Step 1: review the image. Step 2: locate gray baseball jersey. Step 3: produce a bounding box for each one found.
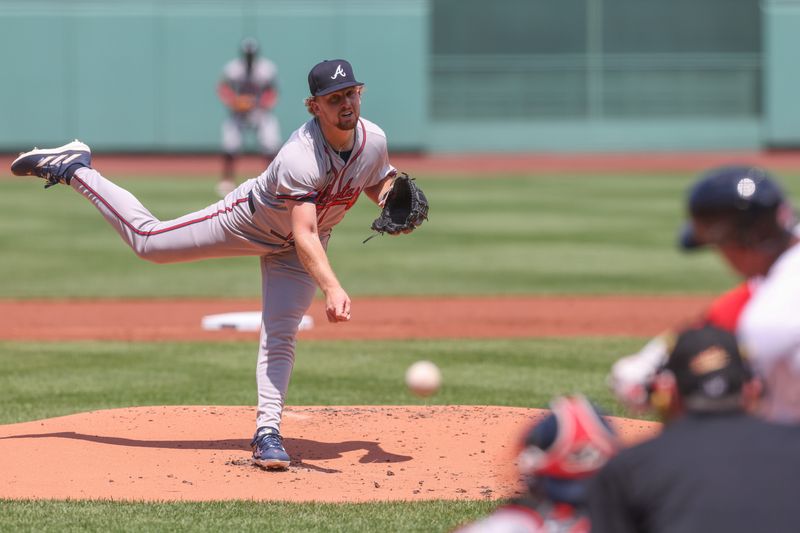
[69,116,395,430]
[249,116,395,247]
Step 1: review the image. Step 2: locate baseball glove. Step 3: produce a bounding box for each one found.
[368,173,429,238]
[232,94,257,113]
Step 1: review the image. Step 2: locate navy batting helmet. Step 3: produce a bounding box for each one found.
[679,165,792,249]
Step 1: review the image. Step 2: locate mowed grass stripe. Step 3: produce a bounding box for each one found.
[6,172,797,297]
[0,499,497,533]
[0,337,644,425]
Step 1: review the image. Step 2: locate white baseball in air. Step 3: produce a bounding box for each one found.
[405,360,441,397]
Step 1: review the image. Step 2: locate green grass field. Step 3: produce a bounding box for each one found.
[0,337,640,425]
[1,171,797,531]
[2,171,784,298]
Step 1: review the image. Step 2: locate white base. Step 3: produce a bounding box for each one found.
[201,311,314,332]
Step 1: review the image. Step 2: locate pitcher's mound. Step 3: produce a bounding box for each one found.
[0,405,659,502]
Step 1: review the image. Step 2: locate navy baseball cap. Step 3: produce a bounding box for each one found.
[679,165,786,249]
[665,325,752,406]
[308,59,364,97]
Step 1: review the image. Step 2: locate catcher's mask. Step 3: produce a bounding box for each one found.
[517,395,619,504]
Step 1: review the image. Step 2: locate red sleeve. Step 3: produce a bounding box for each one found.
[259,88,277,109]
[704,281,753,332]
[217,82,237,107]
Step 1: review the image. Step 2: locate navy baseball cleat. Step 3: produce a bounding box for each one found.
[10,140,92,189]
[251,426,291,469]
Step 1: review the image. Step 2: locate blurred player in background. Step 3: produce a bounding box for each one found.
[216,37,281,197]
[610,165,800,423]
[454,395,619,533]
[590,324,800,533]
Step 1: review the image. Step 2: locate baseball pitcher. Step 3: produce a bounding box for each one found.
[11,58,429,469]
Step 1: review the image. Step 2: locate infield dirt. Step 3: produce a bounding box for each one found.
[0,405,658,502]
[0,295,711,341]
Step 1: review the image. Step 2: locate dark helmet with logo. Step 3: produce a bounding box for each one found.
[679,165,795,250]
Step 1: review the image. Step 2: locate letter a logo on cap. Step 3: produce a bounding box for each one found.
[331,64,346,80]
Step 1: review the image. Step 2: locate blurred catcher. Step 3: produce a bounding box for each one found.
[454,394,619,533]
[217,37,282,197]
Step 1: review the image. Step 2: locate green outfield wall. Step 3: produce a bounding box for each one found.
[763,0,800,148]
[0,0,796,153]
[0,0,429,152]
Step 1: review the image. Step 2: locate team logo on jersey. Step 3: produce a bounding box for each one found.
[331,64,347,80]
[317,178,360,210]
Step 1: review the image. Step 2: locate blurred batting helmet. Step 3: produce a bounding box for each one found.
[517,395,619,504]
[679,165,795,250]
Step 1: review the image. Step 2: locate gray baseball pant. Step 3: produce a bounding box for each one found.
[71,167,317,431]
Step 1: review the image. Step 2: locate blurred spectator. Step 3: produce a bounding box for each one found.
[454,394,619,533]
[216,37,281,197]
[590,324,800,533]
[610,165,800,423]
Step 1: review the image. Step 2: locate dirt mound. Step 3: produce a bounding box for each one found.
[0,405,658,502]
